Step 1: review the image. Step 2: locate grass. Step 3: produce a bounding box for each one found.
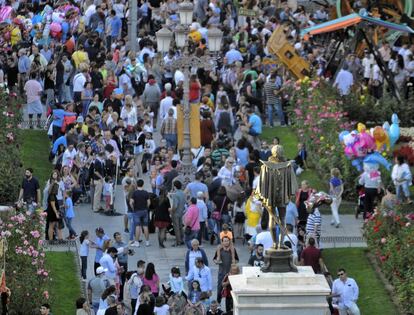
[45,252,82,315]
[21,131,81,314]
[20,129,51,189]
[323,248,398,315]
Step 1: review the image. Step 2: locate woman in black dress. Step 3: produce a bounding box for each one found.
[153,189,171,248]
[47,183,63,240]
[295,180,314,228]
[6,54,18,92]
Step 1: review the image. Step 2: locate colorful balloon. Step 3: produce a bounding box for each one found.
[363,152,391,170]
[373,126,390,152]
[338,130,350,143]
[389,113,400,147]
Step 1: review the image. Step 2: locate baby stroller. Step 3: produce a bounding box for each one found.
[355,185,365,219]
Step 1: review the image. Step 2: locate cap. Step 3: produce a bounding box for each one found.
[76,116,84,123]
[96,266,108,275]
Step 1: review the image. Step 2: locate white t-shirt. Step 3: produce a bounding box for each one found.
[73,73,86,92]
[80,239,90,257]
[154,304,170,315]
[255,231,273,251]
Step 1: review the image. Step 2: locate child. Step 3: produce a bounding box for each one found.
[64,190,77,239]
[188,280,202,304]
[103,176,114,212]
[154,296,170,315]
[329,168,344,228]
[168,266,184,295]
[295,143,307,174]
[199,292,210,310]
[215,224,236,264]
[79,230,92,280]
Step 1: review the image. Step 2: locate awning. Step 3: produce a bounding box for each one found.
[301,13,414,37]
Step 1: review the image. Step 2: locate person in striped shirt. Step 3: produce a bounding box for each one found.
[264,72,285,127]
[306,205,322,245]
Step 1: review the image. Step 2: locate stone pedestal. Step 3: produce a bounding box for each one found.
[261,248,298,273]
[229,266,331,315]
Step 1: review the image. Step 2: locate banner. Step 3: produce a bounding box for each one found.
[177,104,201,149]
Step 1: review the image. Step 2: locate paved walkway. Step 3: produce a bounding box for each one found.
[72,179,366,296]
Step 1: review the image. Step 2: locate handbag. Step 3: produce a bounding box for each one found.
[212,197,227,221]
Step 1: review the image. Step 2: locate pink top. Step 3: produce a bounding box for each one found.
[184,204,200,231]
[143,274,160,293]
[24,80,42,103]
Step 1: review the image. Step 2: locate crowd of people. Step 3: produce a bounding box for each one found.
[7,0,414,314]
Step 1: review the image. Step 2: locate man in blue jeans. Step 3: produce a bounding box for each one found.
[264,72,285,127]
[129,179,151,247]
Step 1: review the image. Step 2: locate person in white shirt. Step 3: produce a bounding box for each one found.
[283,224,298,263]
[361,51,374,84]
[371,63,383,99]
[73,67,88,102]
[391,155,412,203]
[334,64,353,96]
[332,269,361,315]
[99,247,118,284]
[62,144,77,168]
[218,158,235,186]
[255,221,273,251]
[159,90,175,120]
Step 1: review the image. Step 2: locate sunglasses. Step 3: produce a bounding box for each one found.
[337,273,344,276]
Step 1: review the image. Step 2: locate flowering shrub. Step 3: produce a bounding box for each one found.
[288,77,358,191]
[364,209,414,313]
[0,88,22,203]
[0,209,52,314]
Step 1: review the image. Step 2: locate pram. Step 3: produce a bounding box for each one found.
[355,185,365,219]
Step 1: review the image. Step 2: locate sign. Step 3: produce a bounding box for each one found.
[177,104,201,149]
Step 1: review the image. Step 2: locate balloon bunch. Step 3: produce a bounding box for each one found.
[339,114,400,171]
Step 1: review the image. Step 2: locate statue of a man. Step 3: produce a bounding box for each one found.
[255,145,298,249]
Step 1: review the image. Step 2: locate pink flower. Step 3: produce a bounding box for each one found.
[30,230,41,238]
[381,238,387,244]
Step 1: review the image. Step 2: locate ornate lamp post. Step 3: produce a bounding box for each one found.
[156,2,223,183]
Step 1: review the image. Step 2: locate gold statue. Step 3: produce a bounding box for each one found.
[255,145,298,250]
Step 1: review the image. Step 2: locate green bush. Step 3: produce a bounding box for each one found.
[0,89,23,204]
[364,208,414,313]
[288,77,359,195]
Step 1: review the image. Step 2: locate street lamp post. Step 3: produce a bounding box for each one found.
[128,0,138,53]
[156,2,223,183]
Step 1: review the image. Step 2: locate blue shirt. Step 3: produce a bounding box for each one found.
[249,114,262,134]
[65,197,75,219]
[52,109,76,128]
[94,234,110,263]
[186,181,208,199]
[185,265,212,292]
[284,201,298,227]
[52,135,67,154]
[110,16,122,37]
[225,49,243,65]
[99,253,117,279]
[18,55,31,73]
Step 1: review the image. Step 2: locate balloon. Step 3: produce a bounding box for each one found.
[353,140,367,157]
[389,113,400,147]
[344,145,355,158]
[373,126,390,152]
[338,130,350,143]
[357,123,366,133]
[363,152,392,170]
[343,132,357,147]
[382,121,390,133]
[305,192,333,212]
[352,159,363,172]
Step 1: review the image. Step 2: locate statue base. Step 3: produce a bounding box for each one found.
[261,248,298,273]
